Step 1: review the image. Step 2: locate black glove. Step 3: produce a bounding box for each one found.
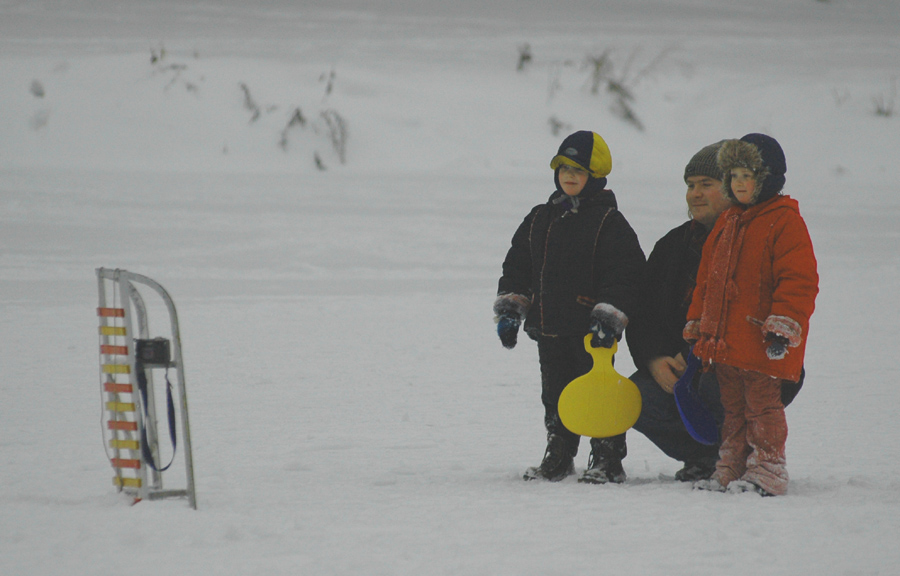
[766,334,789,360]
[497,315,521,349]
[590,319,617,348]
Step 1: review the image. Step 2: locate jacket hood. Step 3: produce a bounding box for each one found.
[725,194,799,222]
[718,134,786,206]
[548,187,618,212]
[553,168,608,198]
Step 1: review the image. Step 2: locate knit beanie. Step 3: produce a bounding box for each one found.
[684,141,725,183]
[717,133,786,205]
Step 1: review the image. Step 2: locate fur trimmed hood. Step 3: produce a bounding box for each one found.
[717,133,786,206]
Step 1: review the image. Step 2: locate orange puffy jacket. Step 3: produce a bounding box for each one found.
[685,195,818,382]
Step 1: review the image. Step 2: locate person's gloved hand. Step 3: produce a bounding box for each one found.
[761,315,802,361]
[497,315,522,349]
[589,303,628,349]
[683,320,700,346]
[590,319,617,348]
[492,294,530,350]
[766,334,789,360]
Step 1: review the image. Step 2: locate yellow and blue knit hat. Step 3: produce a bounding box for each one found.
[550,131,612,179]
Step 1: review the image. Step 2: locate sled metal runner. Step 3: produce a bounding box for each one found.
[96,268,197,509]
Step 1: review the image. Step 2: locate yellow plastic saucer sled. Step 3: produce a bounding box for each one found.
[558,335,642,438]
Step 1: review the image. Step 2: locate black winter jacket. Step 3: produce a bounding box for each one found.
[498,188,645,338]
[626,220,707,369]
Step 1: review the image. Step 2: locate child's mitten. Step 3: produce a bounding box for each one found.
[683,320,700,345]
[590,320,616,348]
[493,294,530,350]
[766,335,789,360]
[497,316,521,349]
[761,315,802,360]
[589,303,628,349]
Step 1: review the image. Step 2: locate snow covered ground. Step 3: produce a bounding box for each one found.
[2,1,900,574]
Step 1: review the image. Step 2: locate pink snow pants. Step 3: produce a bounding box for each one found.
[713,364,789,495]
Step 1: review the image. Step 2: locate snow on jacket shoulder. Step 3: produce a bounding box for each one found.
[686,195,818,381]
[498,189,646,338]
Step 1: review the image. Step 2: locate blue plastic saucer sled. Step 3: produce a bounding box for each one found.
[673,349,718,445]
[558,335,642,438]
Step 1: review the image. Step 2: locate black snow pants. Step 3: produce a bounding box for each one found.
[537,335,627,459]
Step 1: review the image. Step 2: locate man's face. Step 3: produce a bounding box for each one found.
[686,175,730,227]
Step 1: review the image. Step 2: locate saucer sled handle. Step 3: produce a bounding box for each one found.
[558,335,642,438]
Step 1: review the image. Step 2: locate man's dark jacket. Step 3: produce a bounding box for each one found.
[627,220,705,369]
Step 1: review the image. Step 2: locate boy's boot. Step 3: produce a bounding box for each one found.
[579,435,626,484]
[523,433,577,481]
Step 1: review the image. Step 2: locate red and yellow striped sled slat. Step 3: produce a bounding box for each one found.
[108,420,138,431]
[109,439,140,450]
[101,364,130,375]
[113,477,142,488]
[106,401,136,412]
[99,326,127,336]
[104,382,133,394]
[100,344,128,356]
[97,307,125,317]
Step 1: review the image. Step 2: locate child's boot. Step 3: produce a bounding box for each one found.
[579,436,626,484]
[523,433,577,481]
[692,478,726,492]
[726,480,776,496]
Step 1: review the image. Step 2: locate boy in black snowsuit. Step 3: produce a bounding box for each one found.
[493,130,646,483]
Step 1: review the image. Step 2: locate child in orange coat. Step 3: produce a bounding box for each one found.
[684,133,818,496]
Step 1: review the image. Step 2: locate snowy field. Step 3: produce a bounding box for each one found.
[2,1,900,574]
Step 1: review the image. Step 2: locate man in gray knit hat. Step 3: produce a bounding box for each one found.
[617,142,731,481]
[682,141,730,229]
